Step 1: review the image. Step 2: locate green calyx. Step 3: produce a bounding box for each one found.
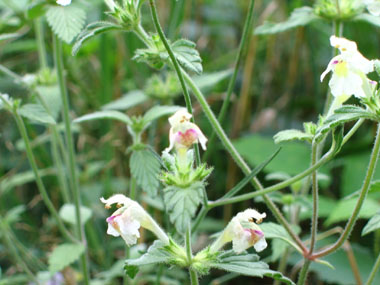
[314,0,364,20]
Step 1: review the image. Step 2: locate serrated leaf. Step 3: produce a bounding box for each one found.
[362,211,380,236]
[171,39,203,74]
[210,252,295,285]
[130,148,160,197]
[46,5,86,44]
[19,104,56,125]
[48,243,85,273]
[125,240,171,278]
[142,105,181,125]
[316,105,378,141]
[260,222,302,253]
[74,110,132,125]
[72,21,123,55]
[255,7,320,35]
[354,13,380,27]
[325,198,380,226]
[274,129,313,144]
[163,182,204,233]
[101,90,149,111]
[59,204,92,225]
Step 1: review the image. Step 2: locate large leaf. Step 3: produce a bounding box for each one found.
[130,148,161,197]
[19,104,56,125]
[362,211,380,236]
[72,21,123,55]
[354,13,380,28]
[125,240,171,279]
[59,204,93,225]
[171,39,203,74]
[46,5,86,44]
[325,197,380,226]
[74,110,132,125]
[210,251,294,285]
[48,243,85,273]
[163,182,204,233]
[255,7,320,35]
[101,90,149,111]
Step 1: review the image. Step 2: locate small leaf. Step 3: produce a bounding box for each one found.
[362,211,380,236]
[210,251,295,285]
[260,222,302,253]
[354,13,380,28]
[48,243,85,273]
[274,129,313,144]
[130,148,161,197]
[72,21,123,55]
[124,265,139,279]
[59,204,93,225]
[171,39,203,74]
[19,104,56,125]
[163,182,204,233]
[26,1,47,19]
[142,105,181,125]
[101,90,149,111]
[193,69,232,92]
[255,7,320,35]
[74,110,132,125]
[46,5,86,44]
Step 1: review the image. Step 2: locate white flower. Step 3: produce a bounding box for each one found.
[101,194,169,246]
[210,209,267,254]
[165,108,207,153]
[56,0,71,6]
[321,36,374,100]
[364,0,380,16]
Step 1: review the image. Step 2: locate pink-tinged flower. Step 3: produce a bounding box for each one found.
[101,194,169,246]
[321,36,374,101]
[56,0,71,6]
[164,108,207,153]
[210,209,267,254]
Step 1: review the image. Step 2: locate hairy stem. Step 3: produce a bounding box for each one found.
[313,123,380,259]
[297,259,311,285]
[309,142,319,254]
[53,35,90,284]
[366,250,380,285]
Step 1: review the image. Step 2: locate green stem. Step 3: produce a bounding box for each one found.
[12,109,75,243]
[297,259,311,285]
[53,35,90,284]
[185,223,199,285]
[313,123,380,259]
[181,70,307,253]
[205,0,256,161]
[34,19,48,70]
[148,0,201,166]
[189,269,199,285]
[366,251,380,285]
[309,142,319,254]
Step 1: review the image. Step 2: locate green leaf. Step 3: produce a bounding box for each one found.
[260,222,302,253]
[354,13,380,28]
[274,129,313,144]
[46,5,86,44]
[193,69,232,92]
[142,105,181,125]
[125,240,171,278]
[4,206,26,225]
[59,204,93,225]
[48,243,85,273]
[101,90,149,111]
[210,251,295,285]
[130,148,161,197]
[36,85,62,120]
[255,7,320,35]
[171,39,203,74]
[72,21,123,56]
[325,198,380,226]
[74,110,132,125]
[163,182,204,233]
[0,33,21,42]
[316,105,378,141]
[362,211,380,236]
[19,104,56,125]
[26,1,47,19]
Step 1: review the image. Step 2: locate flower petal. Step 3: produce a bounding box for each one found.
[253,237,267,252]
[100,194,132,208]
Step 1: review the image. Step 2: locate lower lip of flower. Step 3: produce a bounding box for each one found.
[176,129,198,147]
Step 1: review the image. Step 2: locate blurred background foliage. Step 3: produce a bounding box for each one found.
[1,0,380,284]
